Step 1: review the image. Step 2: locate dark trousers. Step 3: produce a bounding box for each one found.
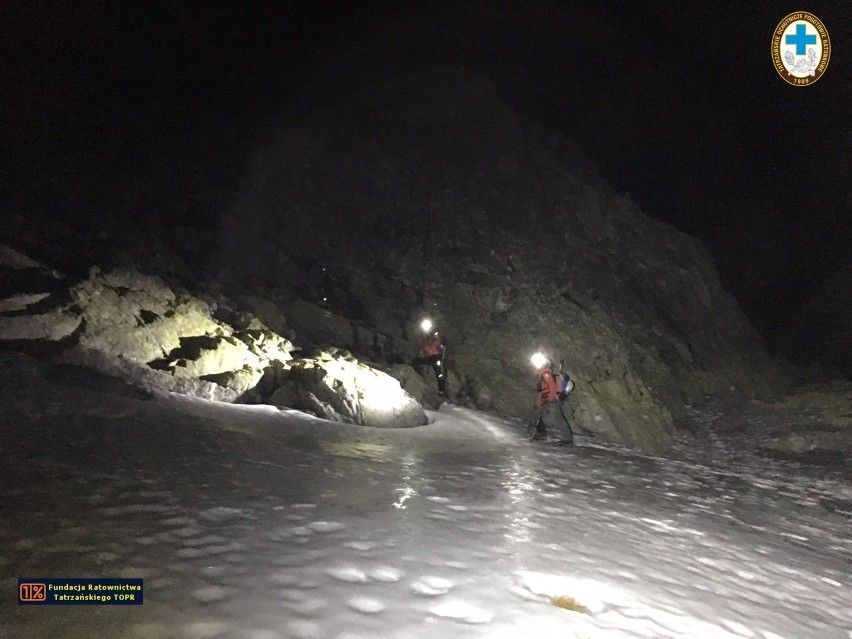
[528,400,574,442]
[413,355,446,392]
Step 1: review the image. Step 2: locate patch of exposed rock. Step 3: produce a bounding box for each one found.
[263,349,426,428]
[763,381,852,458]
[0,250,423,427]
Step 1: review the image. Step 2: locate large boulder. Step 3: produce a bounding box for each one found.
[386,363,431,406]
[270,349,427,428]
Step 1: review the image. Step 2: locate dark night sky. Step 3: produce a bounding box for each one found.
[4,1,851,353]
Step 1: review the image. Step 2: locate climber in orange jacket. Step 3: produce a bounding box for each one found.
[528,354,574,444]
[535,364,561,407]
[412,319,447,395]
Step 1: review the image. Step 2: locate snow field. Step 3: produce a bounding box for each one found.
[0,390,849,638]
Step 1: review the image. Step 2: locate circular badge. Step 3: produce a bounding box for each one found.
[772,12,831,86]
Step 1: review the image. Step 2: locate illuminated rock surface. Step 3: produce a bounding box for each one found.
[0,253,423,428]
[269,349,427,429]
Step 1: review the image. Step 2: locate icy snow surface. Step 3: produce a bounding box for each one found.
[1,386,850,638]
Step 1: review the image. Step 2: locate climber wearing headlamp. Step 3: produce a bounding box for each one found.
[528,351,574,444]
[412,319,447,397]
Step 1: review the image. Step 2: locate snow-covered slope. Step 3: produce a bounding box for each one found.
[1,357,849,638]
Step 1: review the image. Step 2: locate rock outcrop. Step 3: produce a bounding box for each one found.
[0,253,424,428]
[0,260,293,401]
[267,349,426,428]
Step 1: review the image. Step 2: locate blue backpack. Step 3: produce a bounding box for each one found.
[559,372,574,396]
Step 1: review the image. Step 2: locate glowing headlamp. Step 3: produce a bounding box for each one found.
[420,319,433,333]
[530,351,548,369]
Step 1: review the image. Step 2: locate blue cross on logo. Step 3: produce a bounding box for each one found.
[786,23,817,55]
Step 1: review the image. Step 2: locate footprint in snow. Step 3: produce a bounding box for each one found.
[198,507,245,523]
[308,521,346,533]
[429,600,493,624]
[368,566,404,582]
[347,597,386,614]
[325,565,369,583]
[192,585,232,603]
[411,576,454,596]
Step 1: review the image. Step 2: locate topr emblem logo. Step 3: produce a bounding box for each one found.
[772,12,831,85]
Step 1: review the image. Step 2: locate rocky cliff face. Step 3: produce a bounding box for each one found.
[214,66,777,450]
[1,66,780,451]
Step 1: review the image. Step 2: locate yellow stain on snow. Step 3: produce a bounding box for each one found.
[550,594,592,614]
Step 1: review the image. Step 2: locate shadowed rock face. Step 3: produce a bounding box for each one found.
[778,262,852,379]
[213,66,777,450]
[1,66,782,450]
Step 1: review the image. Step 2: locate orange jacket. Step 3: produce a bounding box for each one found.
[535,368,560,407]
[419,333,443,357]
